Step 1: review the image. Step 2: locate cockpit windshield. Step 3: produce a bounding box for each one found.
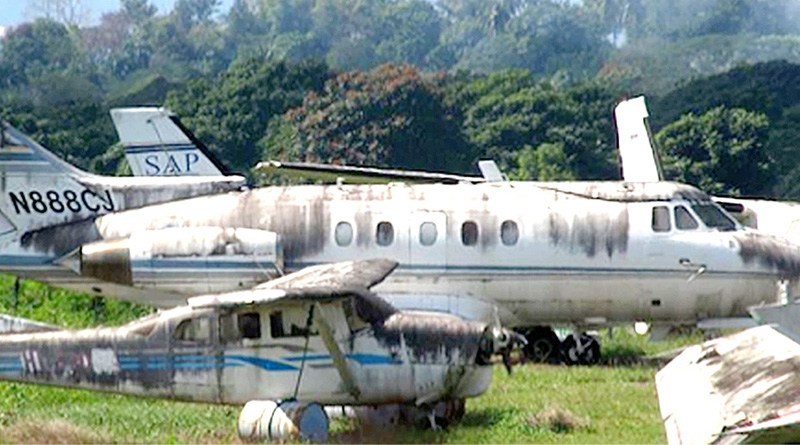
[691,203,737,231]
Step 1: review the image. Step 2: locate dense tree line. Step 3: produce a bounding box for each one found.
[1,0,800,200]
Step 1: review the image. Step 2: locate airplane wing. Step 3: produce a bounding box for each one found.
[255,160,484,185]
[656,325,800,444]
[188,259,398,319]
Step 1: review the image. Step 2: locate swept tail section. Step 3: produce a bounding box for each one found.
[0,121,245,238]
[110,107,229,177]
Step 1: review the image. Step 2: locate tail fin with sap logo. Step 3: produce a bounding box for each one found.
[110,107,230,177]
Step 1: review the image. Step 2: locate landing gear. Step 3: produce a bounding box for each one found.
[518,327,601,365]
[520,327,562,364]
[561,333,601,365]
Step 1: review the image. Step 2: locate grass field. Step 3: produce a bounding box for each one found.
[0,276,700,443]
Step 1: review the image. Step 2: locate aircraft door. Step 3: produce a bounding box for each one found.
[409,211,447,272]
[170,312,220,402]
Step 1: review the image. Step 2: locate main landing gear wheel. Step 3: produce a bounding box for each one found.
[562,333,601,366]
[521,327,562,364]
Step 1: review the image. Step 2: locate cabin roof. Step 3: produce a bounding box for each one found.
[532,181,711,203]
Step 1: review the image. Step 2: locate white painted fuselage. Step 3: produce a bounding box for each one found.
[4,180,798,329]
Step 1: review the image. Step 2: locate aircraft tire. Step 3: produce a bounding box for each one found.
[520,327,562,364]
[562,333,601,366]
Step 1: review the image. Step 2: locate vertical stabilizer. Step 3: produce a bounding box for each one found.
[614,96,663,182]
[110,107,229,177]
[0,122,112,234]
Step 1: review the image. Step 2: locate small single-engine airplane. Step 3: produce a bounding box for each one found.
[0,259,518,441]
[3,118,800,366]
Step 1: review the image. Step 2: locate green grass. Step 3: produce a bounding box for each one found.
[0,275,694,443]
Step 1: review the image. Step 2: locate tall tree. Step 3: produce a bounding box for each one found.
[656,106,773,196]
[25,0,90,27]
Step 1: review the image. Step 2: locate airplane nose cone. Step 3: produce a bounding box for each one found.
[735,232,800,278]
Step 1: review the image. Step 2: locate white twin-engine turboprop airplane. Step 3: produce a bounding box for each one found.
[2,119,800,367]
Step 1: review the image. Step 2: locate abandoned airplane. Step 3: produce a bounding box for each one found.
[2,119,800,367]
[0,259,520,441]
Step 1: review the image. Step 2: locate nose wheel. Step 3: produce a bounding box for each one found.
[562,333,601,365]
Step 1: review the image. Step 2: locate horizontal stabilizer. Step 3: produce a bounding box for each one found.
[256,160,483,185]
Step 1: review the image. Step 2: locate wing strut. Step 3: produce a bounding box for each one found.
[314,302,361,401]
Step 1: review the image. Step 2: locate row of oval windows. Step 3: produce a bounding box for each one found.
[334,220,520,247]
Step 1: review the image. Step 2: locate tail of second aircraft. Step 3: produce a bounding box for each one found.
[0,121,116,237]
[614,96,663,182]
[0,120,245,239]
[110,107,230,177]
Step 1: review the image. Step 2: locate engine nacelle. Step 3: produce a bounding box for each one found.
[59,227,283,294]
[238,400,328,443]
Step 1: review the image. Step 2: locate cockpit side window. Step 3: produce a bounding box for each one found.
[652,206,671,232]
[174,317,211,343]
[220,311,262,343]
[692,203,737,231]
[674,206,699,230]
[269,308,319,338]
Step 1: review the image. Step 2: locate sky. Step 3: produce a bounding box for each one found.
[0,0,235,28]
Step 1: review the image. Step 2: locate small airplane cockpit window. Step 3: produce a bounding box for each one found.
[335,221,353,246]
[674,206,699,230]
[461,221,478,246]
[500,220,519,246]
[652,206,671,232]
[376,221,394,246]
[238,312,261,339]
[419,222,438,246]
[269,309,318,338]
[174,317,211,343]
[692,203,737,231]
[219,311,262,342]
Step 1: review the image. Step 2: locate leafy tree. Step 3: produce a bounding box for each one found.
[513,142,575,181]
[0,19,83,87]
[452,70,619,179]
[655,106,772,196]
[455,1,609,80]
[165,58,330,171]
[264,64,475,172]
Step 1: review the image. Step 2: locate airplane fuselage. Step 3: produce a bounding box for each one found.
[3,180,799,329]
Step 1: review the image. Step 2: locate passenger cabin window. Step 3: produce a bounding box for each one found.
[692,203,737,231]
[674,206,699,230]
[219,311,262,342]
[461,221,478,246]
[174,317,211,343]
[335,222,353,246]
[419,222,438,246]
[652,206,671,232]
[269,308,318,338]
[376,221,394,246]
[500,220,519,246]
